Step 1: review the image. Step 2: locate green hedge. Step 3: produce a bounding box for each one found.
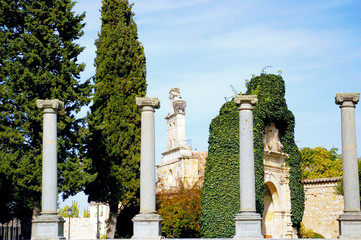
[201,73,304,238]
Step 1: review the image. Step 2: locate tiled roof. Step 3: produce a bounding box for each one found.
[302,177,342,184]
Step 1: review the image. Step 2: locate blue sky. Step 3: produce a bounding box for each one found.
[61,0,361,212]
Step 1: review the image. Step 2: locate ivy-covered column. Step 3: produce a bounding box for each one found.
[335,92,361,239]
[233,95,263,239]
[132,97,162,240]
[32,99,65,240]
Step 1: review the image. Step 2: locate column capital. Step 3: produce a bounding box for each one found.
[136,97,160,109]
[335,93,360,107]
[36,99,64,111]
[234,95,258,109]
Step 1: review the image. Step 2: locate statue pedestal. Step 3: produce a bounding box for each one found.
[234,212,263,239]
[338,212,361,239]
[31,214,65,240]
[132,213,162,240]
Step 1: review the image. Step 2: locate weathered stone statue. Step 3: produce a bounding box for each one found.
[263,123,283,153]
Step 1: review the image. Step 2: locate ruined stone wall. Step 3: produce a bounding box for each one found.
[302,177,343,239]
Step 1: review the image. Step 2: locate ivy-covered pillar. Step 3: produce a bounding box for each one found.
[132,97,162,240]
[32,99,65,240]
[335,92,361,239]
[233,95,263,239]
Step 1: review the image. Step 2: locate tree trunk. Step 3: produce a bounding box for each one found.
[32,200,41,218]
[106,201,119,238]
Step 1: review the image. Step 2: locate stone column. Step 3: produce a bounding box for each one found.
[132,97,162,240]
[31,99,65,240]
[233,95,263,239]
[335,92,361,239]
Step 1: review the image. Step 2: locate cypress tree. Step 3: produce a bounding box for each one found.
[0,0,93,227]
[85,0,147,238]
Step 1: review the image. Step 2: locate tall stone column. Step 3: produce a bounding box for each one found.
[31,99,65,240]
[335,93,361,239]
[132,97,162,240]
[233,95,263,239]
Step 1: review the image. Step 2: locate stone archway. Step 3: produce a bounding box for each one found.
[262,123,294,238]
[262,181,280,238]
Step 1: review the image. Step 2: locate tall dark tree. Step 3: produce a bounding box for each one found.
[0,0,94,226]
[85,0,147,238]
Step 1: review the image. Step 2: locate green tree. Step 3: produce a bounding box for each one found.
[0,0,94,224]
[157,184,202,238]
[84,206,90,218]
[85,0,146,238]
[58,201,80,218]
[201,73,304,237]
[300,147,342,179]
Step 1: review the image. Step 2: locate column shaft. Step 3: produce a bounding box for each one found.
[239,103,256,212]
[140,106,156,213]
[42,109,58,213]
[338,97,360,212]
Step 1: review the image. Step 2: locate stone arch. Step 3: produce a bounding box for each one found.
[262,180,281,238]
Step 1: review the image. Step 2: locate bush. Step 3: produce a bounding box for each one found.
[157,183,201,238]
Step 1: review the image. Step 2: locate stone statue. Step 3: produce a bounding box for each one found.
[263,123,283,153]
[169,88,182,101]
[168,88,186,115]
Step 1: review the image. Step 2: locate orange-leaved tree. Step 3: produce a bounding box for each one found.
[157,183,201,238]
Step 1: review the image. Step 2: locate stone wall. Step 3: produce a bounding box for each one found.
[63,203,109,239]
[63,218,94,240]
[302,177,343,239]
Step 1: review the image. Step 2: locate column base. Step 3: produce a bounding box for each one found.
[234,212,263,239]
[31,214,65,240]
[338,211,361,239]
[132,213,162,240]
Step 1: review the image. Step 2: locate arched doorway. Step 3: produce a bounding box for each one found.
[262,181,280,238]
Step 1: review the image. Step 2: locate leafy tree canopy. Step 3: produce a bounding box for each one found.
[300,147,342,179]
[0,0,94,221]
[58,201,80,218]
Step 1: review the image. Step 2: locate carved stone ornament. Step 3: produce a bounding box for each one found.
[265,172,272,182]
[233,95,258,106]
[335,93,360,105]
[263,123,283,153]
[279,175,289,185]
[173,100,186,114]
[136,97,160,109]
[36,99,64,110]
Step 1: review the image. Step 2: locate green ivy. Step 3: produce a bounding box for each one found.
[201,73,304,238]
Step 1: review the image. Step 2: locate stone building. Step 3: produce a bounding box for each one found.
[156,88,205,191]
